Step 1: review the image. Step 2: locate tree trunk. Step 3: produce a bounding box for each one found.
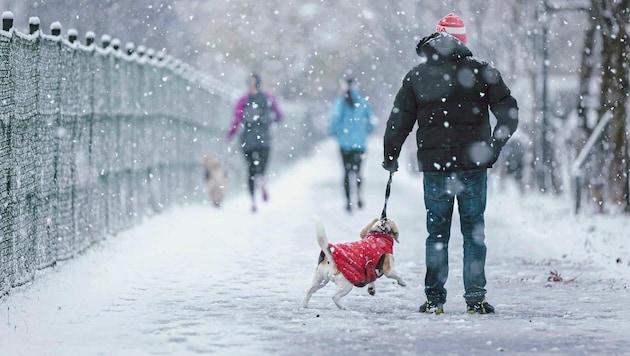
[576,13,596,144]
[593,0,630,212]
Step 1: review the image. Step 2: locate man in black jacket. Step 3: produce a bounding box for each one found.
[382,13,518,314]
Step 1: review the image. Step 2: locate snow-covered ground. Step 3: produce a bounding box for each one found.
[1,138,629,355]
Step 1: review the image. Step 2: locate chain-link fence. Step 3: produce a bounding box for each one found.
[0,24,317,297]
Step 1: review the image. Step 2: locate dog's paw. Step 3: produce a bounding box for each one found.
[397,279,407,287]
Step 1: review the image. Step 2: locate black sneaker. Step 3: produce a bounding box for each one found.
[466,300,495,314]
[419,301,444,314]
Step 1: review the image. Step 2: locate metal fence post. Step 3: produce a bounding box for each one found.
[100,34,111,48]
[111,38,120,51]
[68,28,78,43]
[85,31,95,46]
[28,16,39,35]
[2,11,13,31]
[125,41,135,55]
[50,21,61,36]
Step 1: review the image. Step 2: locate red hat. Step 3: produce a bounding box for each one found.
[436,13,467,44]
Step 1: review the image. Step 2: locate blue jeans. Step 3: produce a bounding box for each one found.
[423,169,488,304]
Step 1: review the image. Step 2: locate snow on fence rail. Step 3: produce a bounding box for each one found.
[0,13,316,297]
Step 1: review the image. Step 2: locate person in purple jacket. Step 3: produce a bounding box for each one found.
[227,72,283,212]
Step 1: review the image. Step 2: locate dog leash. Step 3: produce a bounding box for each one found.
[380,172,393,220]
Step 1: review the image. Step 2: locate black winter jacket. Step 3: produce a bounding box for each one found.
[383,32,518,172]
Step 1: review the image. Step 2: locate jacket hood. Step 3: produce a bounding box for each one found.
[347,88,363,104]
[415,32,472,64]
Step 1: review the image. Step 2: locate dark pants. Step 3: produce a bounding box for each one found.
[340,149,364,206]
[422,169,488,304]
[243,147,270,197]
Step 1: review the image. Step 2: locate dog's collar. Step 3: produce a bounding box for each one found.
[366,231,395,241]
[377,218,391,234]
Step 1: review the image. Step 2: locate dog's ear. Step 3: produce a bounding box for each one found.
[388,219,400,243]
[360,218,379,239]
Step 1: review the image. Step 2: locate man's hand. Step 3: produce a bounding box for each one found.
[491,139,503,165]
[382,159,398,173]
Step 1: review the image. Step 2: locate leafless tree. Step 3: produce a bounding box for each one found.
[576,0,630,212]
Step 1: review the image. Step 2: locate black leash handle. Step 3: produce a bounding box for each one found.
[380,172,393,219]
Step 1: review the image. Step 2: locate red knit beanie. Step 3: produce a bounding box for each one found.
[436,13,467,44]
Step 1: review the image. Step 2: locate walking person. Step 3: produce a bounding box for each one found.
[227,72,283,212]
[382,13,519,314]
[500,138,526,194]
[328,77,376,213]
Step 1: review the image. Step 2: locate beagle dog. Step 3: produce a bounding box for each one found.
[202,154,226,207]
[300,217,406,310]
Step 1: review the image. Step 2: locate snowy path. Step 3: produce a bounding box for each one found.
[2,138,629,355]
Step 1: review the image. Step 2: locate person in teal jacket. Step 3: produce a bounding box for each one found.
[328,78,376,212]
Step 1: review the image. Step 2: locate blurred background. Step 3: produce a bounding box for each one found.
[0,1,580,114]
[1,0,627,213]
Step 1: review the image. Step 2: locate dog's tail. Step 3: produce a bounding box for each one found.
[313,215,333,261]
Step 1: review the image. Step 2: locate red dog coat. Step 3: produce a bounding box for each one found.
[329,232,394,287]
